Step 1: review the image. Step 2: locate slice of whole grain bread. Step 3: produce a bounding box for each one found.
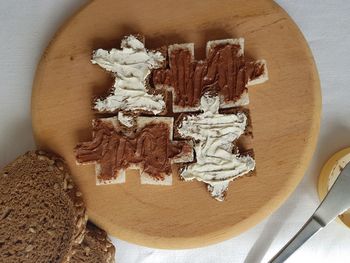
[0,151,87,263]
[70,222,115,263]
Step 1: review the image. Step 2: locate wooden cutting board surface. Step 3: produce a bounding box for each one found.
[31,0,321,249]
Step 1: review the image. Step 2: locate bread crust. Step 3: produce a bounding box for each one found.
[0,151,87,263]
[35,151,88,263]
[70,222,115,263]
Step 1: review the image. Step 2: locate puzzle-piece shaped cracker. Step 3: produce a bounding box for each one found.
[75,116,193,185]
[76,35,268,201]
[153,39,267,112]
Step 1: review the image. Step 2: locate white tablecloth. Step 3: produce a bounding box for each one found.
[1,1,350,262]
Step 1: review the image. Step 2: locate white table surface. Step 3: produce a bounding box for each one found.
[1,1,350,262]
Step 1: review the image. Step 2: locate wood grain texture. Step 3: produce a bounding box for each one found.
[31,0,321,248]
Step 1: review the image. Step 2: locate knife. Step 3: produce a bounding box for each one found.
[269,162,350,263]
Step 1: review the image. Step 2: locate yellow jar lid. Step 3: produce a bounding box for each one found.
[318,147,350,227]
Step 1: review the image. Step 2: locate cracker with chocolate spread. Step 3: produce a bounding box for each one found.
[153,39,267,111]
[75,116,193,185]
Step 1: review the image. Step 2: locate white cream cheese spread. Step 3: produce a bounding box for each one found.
[92,35,165,114]
[117,112,135,128]
[177,93,255,201]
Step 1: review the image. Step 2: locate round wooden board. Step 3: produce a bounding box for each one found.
[32,0,321,249]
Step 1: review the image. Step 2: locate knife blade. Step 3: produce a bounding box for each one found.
[269,162,350,263]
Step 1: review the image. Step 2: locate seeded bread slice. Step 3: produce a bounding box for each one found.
[70,222,115,263]
[0,151,87,263]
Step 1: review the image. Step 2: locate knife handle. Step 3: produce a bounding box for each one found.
[268,216,323,263]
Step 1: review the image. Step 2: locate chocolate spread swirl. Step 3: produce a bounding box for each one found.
[153,44,265,108]
[75,119,187,181]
